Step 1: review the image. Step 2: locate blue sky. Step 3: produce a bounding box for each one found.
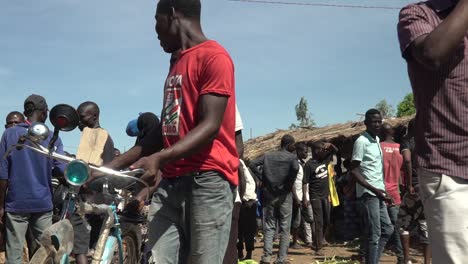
[0,0,415,152]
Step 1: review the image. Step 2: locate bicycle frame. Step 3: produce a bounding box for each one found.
[77,203,122,264]
[37,191,116,264]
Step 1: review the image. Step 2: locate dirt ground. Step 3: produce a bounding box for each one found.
[0,236,426,264]
[249,240,425,264]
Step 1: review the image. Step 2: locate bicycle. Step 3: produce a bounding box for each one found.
[4,104,149,264]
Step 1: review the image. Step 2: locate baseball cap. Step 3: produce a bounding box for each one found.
[126,118,139,137]
[24,94,48,111]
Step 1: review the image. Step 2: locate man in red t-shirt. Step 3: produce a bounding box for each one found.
[130,1,238,263]
[380,123,404,264]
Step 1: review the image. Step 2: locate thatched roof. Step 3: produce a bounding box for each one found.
[244,115,414,161]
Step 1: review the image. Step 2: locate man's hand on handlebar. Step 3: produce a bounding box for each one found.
[130,153,162,185]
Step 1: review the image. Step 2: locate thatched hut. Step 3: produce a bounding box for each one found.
[244,115,414,161]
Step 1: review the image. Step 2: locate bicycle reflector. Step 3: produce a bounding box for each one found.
[64,160,90,186]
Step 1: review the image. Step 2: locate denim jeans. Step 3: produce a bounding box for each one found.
[387,205,403,262]
[262,191,293,264]
[146,171,234,264]
[358,194,394,264]
[5,211,52,264]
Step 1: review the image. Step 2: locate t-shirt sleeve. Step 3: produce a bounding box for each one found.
[199,54,234,97]
[291,158,299,175]
[352,138,365,162]
[400,139,410,154]
[0,131,9,180]
[397,4,434,59]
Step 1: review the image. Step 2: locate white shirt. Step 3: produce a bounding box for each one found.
[294,161,304,201]
[234,105,244,203]
[240,159,257,202]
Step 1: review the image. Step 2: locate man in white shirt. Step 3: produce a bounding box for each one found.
[291,142,313,248]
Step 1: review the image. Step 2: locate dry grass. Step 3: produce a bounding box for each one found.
[244,116,413,161]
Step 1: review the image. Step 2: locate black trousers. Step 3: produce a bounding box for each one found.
[223,202,242,264]
[311,198,330,250]
[237,201,257,252]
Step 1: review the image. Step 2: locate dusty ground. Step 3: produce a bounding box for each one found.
[249,240,425,264]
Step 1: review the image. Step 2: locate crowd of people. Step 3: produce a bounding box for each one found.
[1,0,468,263]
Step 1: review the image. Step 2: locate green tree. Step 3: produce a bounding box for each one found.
[397,93,416,117]
[375,99,395,119]
[290,97,315,129]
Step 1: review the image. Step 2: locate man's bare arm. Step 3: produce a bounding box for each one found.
[401,149,414,194]
[130,94,229,179]
[350,160,390,202]
[302,184,309,208]
[409,0,468,69]
[156,94,228,165]
[107,146,143,170]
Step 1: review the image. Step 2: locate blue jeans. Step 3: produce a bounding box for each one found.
[146,171,234,264]
[359,194,394,264]
[262,191,293,264]
[387,205,403,262]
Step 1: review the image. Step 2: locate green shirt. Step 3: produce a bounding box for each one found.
[352,131,384,198]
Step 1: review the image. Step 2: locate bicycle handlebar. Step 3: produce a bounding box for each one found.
[4,142,150,200]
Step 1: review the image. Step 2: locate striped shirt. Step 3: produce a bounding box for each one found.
[398,0,468,179]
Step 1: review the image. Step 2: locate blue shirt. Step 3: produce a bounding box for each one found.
[352,131,384,198]
[0,123,66,213]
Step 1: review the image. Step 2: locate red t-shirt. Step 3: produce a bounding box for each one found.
[380,142,403,205]
[161,40,239,185]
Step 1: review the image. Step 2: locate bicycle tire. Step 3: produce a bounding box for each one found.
[120,223,141,264]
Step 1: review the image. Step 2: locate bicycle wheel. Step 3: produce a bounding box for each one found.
[29,246,54,264]
[119,223,141,264]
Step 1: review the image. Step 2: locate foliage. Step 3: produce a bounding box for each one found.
[396,93,416,117]
[290,97,316,128]
[375,99,395,119]
[238,260,258,264]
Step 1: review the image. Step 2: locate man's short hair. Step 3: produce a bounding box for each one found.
[365,108,381,121]
[310,140,325,151]
[157,0,201,19]
[280,134,295,148]
[6,111,24,121]
[295,142,307,151]
[77,101,100,114]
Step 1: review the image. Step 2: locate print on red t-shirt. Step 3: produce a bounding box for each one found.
[161,40,239,185]
[162,76,183,136]
[380,142,403,205]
